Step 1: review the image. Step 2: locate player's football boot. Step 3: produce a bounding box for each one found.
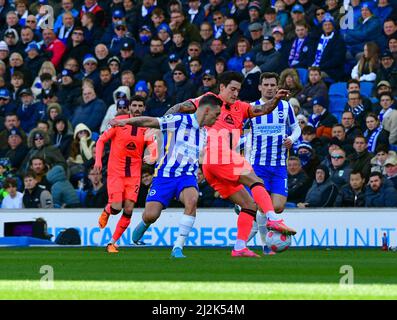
[263,245,276,256]
[132,240,146,246]
[98,210,110,229]
[171,247,186,258]
[266,219,296,235]
[231,247,260,258]
[106,243,119,253]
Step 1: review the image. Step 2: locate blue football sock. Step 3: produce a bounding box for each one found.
[132,220,149,242]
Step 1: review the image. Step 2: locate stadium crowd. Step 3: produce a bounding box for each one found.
[0,0,397,209]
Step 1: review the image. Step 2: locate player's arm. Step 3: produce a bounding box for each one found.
[163,100,197,115]
[284,103,302,149]
[94,128,115,172]
[249,89,290,117]
[109,116,160,128]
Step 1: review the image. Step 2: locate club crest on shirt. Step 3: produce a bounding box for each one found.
[224,114,235,125]
[278,111,284,119]
[126,141,136,150]
[149,189,156,196]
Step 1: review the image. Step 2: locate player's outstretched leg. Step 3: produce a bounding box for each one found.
[239,172,296,235]
[236,206,275,256]
[228,190,260,258]
[99,203,122,229]
[256,212,276,256]
[132,201,163,244]
[171,187,198,259]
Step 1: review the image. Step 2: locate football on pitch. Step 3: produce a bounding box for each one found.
[266,231,291,253]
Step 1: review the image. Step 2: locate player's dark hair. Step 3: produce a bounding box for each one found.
[198,94,223,109]
[130,95,146,104]
[217,71,244,87]
[260,72,279,85]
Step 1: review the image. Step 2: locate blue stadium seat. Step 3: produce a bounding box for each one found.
[360,81,374,98]
[91,132,99,142]
[333,111,343,123]
[296,68,308,86]
[329,96,347,114]
[329,82,347,97]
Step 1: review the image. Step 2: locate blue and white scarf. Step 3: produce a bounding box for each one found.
[365,126,383,153]
[350,104,365,116]
[309,113,321,128]
[313,32,334,67]
[379,108,393,123]
[214,24,224,39]
[288,37,306,67]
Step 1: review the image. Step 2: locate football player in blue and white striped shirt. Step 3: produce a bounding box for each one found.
[244,72,301,254]
[110,94,222,258]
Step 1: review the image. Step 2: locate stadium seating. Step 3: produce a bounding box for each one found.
[359,82,375,98]
[329,82,348,115]
[329,82,347,98]
[296,68,308,86]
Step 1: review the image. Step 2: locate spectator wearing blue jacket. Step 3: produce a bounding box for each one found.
[375,0,394,24]
[227,38,251,72]
[344,1,384,57]
[16,88,41,133]
[46,165,80,208]
[71,86,107,133]
[365,171,397,207]
[186,0,206,27]
[0,88,17,117]
[53,0,79,33]
[312,14,346,82]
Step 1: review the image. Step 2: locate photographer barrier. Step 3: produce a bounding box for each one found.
[0,208,396,247]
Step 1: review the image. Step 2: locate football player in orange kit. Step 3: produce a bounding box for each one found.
[94,95,156,253]
[163,71,296,257]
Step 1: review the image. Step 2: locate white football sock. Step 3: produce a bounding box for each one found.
[256,212,269,247]
[266,210,280,221]
[173,214,195,249]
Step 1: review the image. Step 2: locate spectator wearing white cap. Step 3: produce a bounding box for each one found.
[0,40,9,62]
[384,155,397,189]
[80,53,100,88]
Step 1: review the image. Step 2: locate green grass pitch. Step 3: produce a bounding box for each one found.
[0,247,396,299]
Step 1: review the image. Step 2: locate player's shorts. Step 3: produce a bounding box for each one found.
[203,152,253,199]
[252,165,288,197]
[146,175,198,208]
[107,175,140,203]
